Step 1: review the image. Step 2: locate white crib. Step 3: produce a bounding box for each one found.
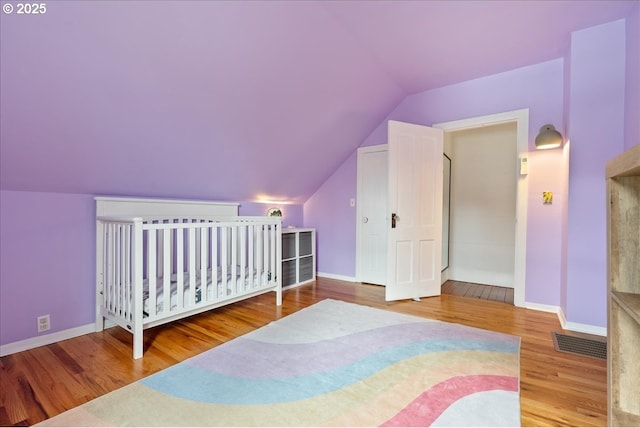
[95,197,282,359]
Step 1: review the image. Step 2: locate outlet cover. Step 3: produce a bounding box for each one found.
[37,315,50,333]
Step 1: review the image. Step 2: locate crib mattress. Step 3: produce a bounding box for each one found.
[142,266,272,316]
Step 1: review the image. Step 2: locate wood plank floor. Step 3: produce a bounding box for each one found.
[0,278,606,426]
[442,280,515,304]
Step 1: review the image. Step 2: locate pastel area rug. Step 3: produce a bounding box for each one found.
[38,299,521,427]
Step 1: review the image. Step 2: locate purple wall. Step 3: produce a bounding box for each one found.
[0,191,95,345]
[306,59,566,302]
[524,149,567,307]
[564,20,626,328]
[304,152,358,276]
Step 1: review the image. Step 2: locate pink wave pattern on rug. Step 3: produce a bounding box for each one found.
[382,375,519,426]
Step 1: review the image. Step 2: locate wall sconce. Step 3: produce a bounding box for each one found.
[267,207,283,217]
[535,124,563,150]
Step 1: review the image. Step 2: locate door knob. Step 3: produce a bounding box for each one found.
[362,217,369,223]
[391,213,398,228]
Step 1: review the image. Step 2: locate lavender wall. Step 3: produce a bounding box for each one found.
[304,152,358,276]
[564,20,626,328]
[306,59,566,307]
[626,2,640,150]
[0,191,95,345]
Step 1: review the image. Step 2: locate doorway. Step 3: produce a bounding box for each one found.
[434,109,529,307]
[446,122,517,288]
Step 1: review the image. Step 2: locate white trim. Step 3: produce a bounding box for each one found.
[557,305,568,329]
[441,268,450,285]
[95,196,239,207]
[524,302,606,337]
[525,301,562,314]
[95,196,239,219]
[317,272,358,282]
[0,323,95,357]
[564,322,607,337]
[433,109,529,308]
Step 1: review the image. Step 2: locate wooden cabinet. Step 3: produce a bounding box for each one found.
[606,144,640,427]
[282,228,316,289]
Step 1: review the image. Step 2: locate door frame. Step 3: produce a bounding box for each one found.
[355,144,388,283]
[433,108,529,307]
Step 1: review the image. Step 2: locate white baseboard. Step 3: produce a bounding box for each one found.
[524,301,606,337]
[1,296,605,358]
[557,306,568,329]
[441,268,449,285]
[0,323,96,357]
[563,321,607,337]
[317,272,358,282]
[524,301,561,314]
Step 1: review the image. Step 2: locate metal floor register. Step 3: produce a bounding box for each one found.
[552,332,607,360]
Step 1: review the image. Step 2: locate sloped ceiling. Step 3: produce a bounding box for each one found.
[0,0,636,203]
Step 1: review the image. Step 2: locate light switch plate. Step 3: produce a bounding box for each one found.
[520,156,529,175]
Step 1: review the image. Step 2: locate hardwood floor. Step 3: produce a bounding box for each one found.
[442,279,515,304]
[0,278,606,426]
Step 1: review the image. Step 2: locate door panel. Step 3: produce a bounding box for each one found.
[386,121,443,301]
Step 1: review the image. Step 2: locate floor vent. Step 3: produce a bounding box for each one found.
[552,332,607,360]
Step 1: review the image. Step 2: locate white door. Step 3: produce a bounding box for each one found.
[357,145,388,285]
[386,121,444,301]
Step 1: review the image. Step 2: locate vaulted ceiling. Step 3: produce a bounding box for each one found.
[1,1,636,203]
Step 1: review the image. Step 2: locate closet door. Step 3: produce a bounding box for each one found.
[356,145,388,285]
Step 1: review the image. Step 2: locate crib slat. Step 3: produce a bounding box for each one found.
[211,226,218,300]
[176,226,184,310]
[221,226,228,299]
[188,227,196,307]
[256,226,263,288]
[112,224,117,313]
[125,225,132,320]
[105,224,112,313]
[148,230,157,318]
[270,224,276,285]
[263,225,269,284]
[162,228,171,314]
[157,223,164,279]
[231,226,238,294]
[117,225,124,317]
[200,226,208,303]
[248,225,254,289]
[239,226,246,293]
